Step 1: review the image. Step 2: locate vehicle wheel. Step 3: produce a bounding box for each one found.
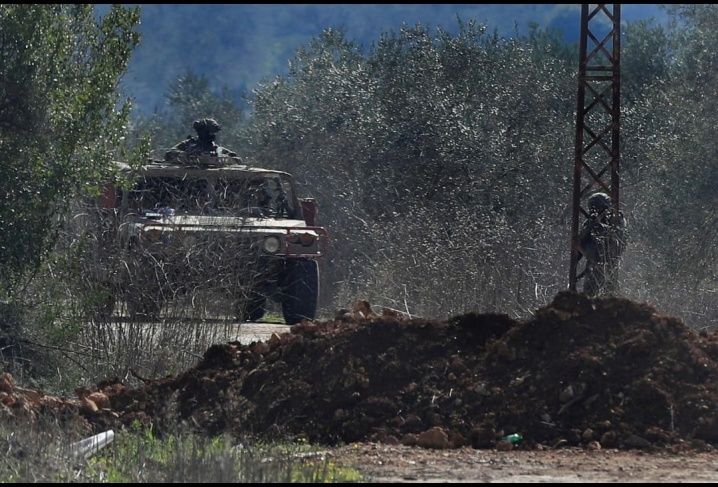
[281,259,319,325]
[236,294,267,322]
[126,283,163,321]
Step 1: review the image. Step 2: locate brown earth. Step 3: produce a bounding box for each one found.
[4,290,718,481]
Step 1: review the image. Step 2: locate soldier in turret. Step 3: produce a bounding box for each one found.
[165,118,238,161]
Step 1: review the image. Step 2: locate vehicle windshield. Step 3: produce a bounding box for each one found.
[126,173,301,218]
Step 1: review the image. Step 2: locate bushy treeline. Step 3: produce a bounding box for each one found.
[2,4,718,389]
[245,22,578,317]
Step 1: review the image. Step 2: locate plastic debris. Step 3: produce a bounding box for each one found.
[70,430,115,460]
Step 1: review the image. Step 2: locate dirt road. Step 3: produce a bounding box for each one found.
[328,442,718,483]
[231,321,290,344]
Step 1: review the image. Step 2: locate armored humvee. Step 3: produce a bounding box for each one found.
[86,152,328,325]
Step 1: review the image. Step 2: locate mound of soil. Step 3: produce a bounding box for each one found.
[6,291,718,451]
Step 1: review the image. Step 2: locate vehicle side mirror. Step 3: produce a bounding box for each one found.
[300,198,317,226]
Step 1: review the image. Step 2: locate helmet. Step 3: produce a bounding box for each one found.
[587,192,611,213]
[193,118,221,135]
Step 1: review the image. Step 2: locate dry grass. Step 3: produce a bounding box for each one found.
[0,418,361,483]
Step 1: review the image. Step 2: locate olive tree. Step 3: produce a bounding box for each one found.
[0,4,141,380]
[0,4,141,297]
[619,6,718,323]
[247,22,578,318]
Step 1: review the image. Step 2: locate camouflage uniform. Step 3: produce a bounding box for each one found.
[165,118,237,161]
[579,192,626,297]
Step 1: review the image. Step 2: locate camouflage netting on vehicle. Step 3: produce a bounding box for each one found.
[4,291,718,451]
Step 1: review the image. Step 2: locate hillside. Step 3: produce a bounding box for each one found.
[110,4,670,115]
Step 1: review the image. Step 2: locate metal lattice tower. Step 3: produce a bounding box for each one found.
[568,4,621,292]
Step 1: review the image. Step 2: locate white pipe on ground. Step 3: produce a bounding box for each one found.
[70,430,115,460]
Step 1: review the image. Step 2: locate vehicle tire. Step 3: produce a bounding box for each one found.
[281,259,319,325]
[126,283,163,321]
[236,294,267,322]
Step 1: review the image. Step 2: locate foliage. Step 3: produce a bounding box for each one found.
[616,5,718,314]
[246,21,578,316]
[0,4,142,299]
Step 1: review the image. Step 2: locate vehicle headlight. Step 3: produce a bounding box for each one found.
[263,236,281,254]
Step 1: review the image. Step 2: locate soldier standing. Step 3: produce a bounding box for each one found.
[578,192,626,296]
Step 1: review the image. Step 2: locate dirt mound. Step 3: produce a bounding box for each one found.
[7,291,718,451]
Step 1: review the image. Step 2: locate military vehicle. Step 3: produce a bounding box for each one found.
[85,151,328,325]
